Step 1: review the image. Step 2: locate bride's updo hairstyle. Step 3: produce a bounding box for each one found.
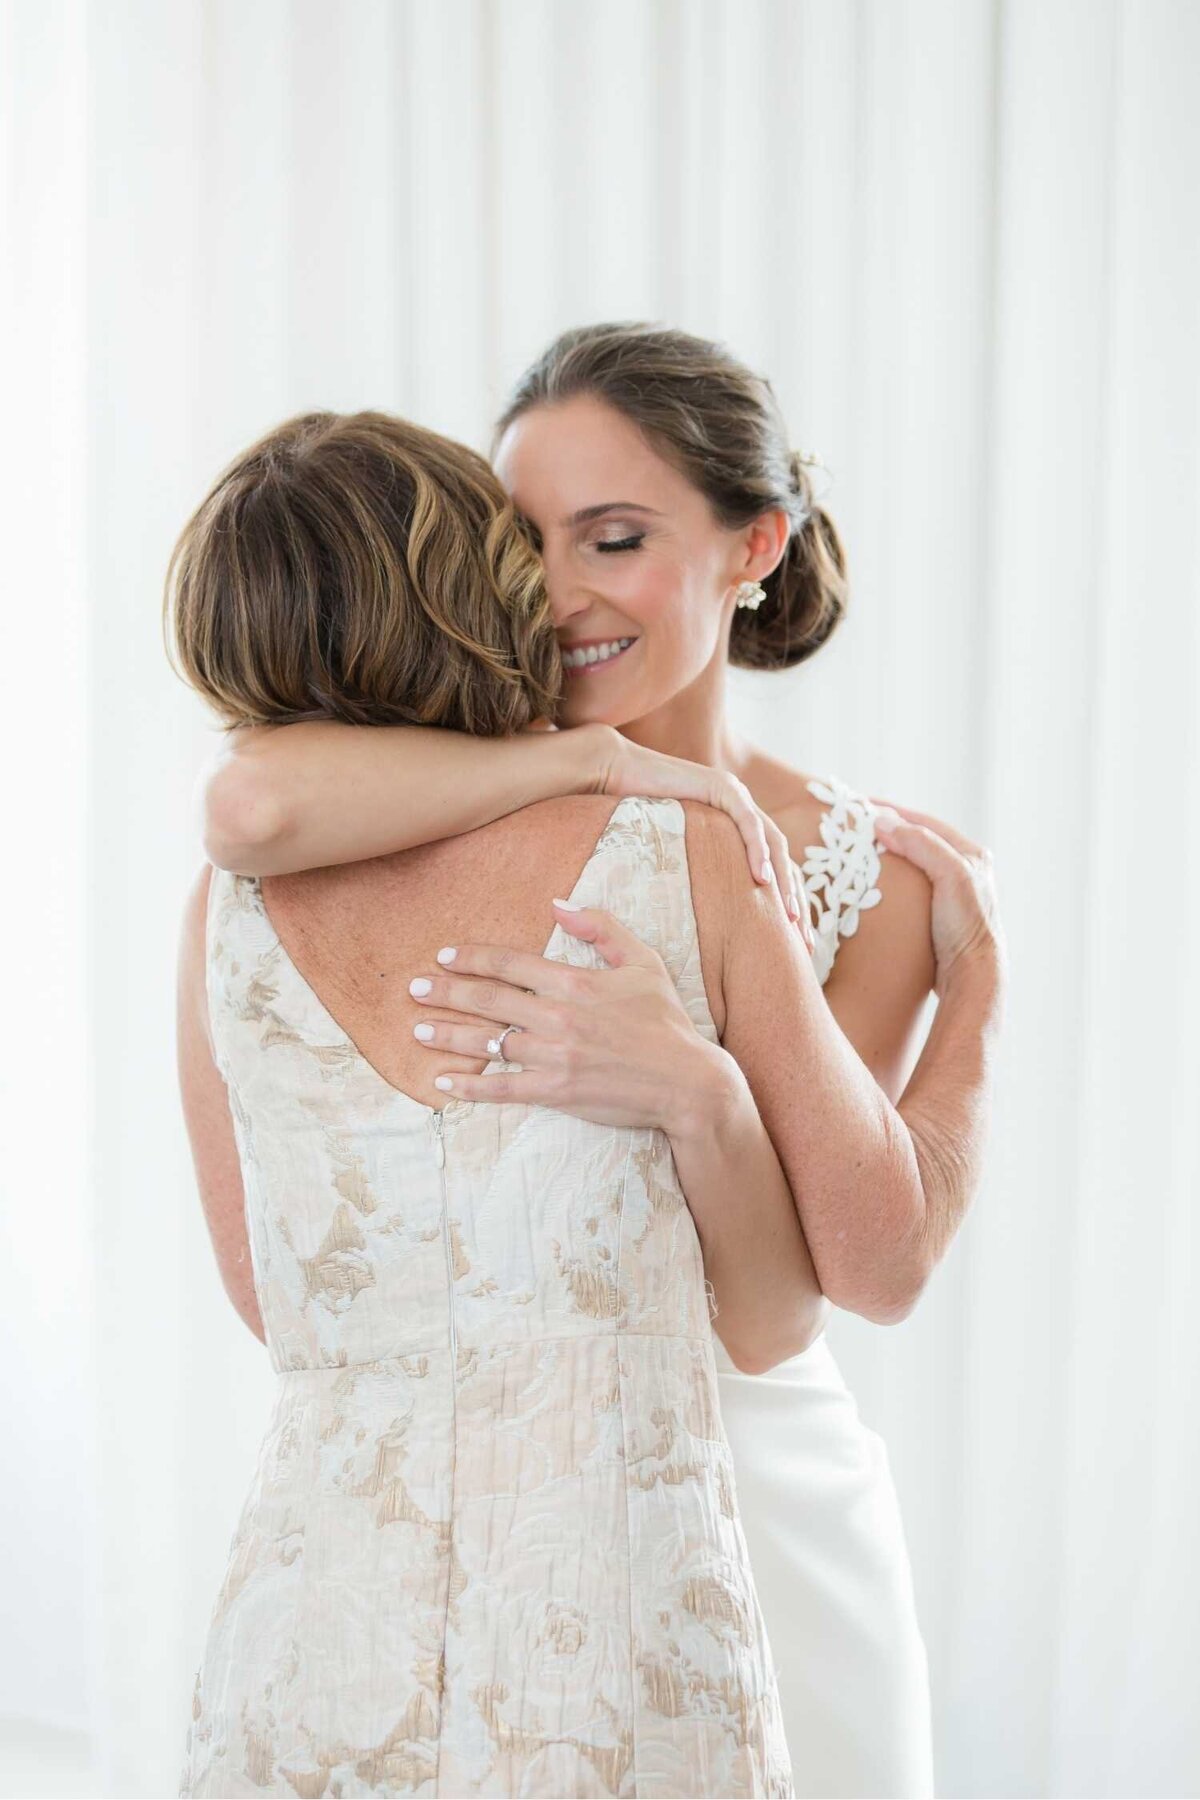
[164,409,560,733]
[495,323,848,671]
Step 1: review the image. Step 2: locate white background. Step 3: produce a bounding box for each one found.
[1,2,1197,1795]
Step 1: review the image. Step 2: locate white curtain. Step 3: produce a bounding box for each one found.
[2,2,1196,1794]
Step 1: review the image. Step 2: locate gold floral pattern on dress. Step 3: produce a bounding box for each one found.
[180,796,793,1797]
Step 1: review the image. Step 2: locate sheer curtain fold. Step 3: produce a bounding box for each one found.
[2,1,1195,1794]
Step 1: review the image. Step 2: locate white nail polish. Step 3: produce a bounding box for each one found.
[409,977,432,997]
[761,859,773,883]
[434,1076,454,1092]
[553,897,583,910]
[413,1023,435,1041]
[436,947,457,965]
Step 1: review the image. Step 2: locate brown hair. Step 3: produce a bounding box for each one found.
[496,323,848,671]
[164,409,561,733]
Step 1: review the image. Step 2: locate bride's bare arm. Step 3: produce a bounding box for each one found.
[199,718,808,924]
[665,1059,830,1374]
[200,720,610,874]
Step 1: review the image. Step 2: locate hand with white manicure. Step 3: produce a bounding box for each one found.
[408,901,734,1134]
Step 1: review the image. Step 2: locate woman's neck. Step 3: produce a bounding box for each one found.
[616,655,746,773]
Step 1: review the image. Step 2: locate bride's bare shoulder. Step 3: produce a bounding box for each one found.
[740,744,935,992]
[735,744,837,843]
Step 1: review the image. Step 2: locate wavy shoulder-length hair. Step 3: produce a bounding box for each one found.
[164,408,561,736]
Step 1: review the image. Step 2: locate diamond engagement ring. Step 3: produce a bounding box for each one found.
[486,1024,523,1064]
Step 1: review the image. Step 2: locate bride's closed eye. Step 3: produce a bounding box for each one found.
[593,532,646,554]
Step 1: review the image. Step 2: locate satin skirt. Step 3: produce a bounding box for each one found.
[714,1331,935,1798]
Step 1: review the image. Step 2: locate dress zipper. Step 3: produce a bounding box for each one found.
[430,1105,457,1740]
[431,1108,457,1365]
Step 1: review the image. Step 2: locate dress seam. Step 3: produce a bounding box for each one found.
[271,1328,719,1376]
[433,1114,455,1799]
[615,1128,640,1796]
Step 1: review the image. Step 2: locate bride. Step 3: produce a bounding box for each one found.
[198,324,1006,1797]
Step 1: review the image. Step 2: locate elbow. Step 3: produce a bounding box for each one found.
[825,1248,930,1328]
[726,1296,832,1376]
[202,755,287,872]
[860,1288,920,1328]
[819,1154,932,1328]
[726,1341,783,1377]
[719,1330,764,1375]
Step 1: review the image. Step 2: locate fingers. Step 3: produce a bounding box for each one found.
[711,774,812,946]
[721,775,775,888]
[872,815,975,884]
[415,1022,518,1058]
[796,884,816,953]
[763,816,812,946]
[432,1067,555,1105]
[549,901,666,970]
[418,906,668,1035]
[412,1018,544,1063]
[867,795,986,862]
[429,941,588,998]
[409,971,548,1028]
[433,909,663,991]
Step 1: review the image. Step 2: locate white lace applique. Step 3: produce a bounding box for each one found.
[799,774,884,986]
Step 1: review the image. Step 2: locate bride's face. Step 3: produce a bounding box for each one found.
[494,394,750,729]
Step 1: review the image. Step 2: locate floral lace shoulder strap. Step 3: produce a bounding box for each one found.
[798,773,884,987]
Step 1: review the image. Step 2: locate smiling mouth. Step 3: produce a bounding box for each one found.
[560,636,638,675]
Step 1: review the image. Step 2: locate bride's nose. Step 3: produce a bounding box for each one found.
[544,553,592,629]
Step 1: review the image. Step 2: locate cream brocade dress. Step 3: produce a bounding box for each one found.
[181,795,795,1799]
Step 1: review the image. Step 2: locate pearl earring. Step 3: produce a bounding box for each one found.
[734,580,767,611]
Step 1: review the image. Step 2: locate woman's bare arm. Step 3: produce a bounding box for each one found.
[819,847,937,1101]
[834,797,1007,1281]
[198,718,807,921]
[665,1056,830,1374]
[687,803,1002,1326]
[813,845,1005,1286]
[200,720,610,874]
[176,863,266,1344]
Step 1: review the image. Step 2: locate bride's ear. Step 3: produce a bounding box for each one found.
[739,508,791,584]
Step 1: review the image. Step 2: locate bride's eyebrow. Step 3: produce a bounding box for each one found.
[564,502,663,526]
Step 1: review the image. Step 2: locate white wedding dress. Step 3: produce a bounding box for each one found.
[710,773,935,1798]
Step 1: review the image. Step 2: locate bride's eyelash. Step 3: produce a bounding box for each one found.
[594,534,645,554]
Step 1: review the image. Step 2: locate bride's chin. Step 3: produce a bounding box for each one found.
[558,690,642,731]
[555,652,665,731]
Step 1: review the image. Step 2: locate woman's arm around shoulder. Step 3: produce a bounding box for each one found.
[683,798,929,1326]
[778,772,1007,1286]
[717,765,1006,1320]
[199,720,804,912]
[199,720,611,875]
[176,863,265,1344]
